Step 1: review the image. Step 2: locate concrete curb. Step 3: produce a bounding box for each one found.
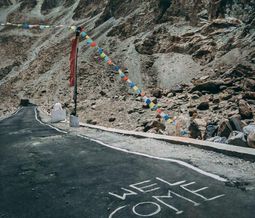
[79,122,255,161]
[37,107,255,161]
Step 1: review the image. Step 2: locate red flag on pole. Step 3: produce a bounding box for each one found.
[69,38,77,87]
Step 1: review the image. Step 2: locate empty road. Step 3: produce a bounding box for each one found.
[0,106,254,218]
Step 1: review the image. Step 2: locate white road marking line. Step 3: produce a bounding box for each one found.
[34,107,68,134]
[78,134,227,182]
[33,107,227,182]
[109,205,128,218]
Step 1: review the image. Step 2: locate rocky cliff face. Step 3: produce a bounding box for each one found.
[0,0,254,146]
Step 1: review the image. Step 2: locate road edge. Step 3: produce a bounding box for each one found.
[80,122,255,161]
[0,107,22,122]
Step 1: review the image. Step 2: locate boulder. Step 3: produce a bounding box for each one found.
[167,92,175,98]
[232,85,242,92]
[99,90,107,96]
[219,100,228,109]
[191,80,224,94]
[189,109,198,117]
[171,85,184,93]
[128,108,140,114]
[193,91,202,96]
[109,117,116,122]
[197,101,209,110]
[178,94,188,100]
[204,123,218,139]
[191,94,200,99]
[244,79,255,91]
[238,100,253,119]
[144,120,166,132]
[229,116,243,132]
[86,119,97,125]
[219,92,232,101]
[152,89,162,98]
[219,85,228,91]
[212,105,220,110]
[247,132,255,148]
[207,136,228,144]
[218,119,232,138]
[228,110,239,117]
[247,99,255,105]
[188,118,207,139]
[244,92,255,100]
[227,131,247,147]
[243,124,255,136]
[223,64,253,78]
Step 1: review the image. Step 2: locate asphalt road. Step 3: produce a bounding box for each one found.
[0,106,254,218]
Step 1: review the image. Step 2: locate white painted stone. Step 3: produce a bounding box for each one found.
[51,103,66,123]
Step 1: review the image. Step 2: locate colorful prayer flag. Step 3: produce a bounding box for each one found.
[100,53,106,58]
[120,72,125,78]
[81,32,87,38]
[98,48,103,54]
[104,56,109,62]
[114,66,120,71]
[157,109,162,113]
[86,38,93,45]
[163,114,170,120]
[133,86,139,91]
[149,102,155,109]
[136,89,142,95]
[129,82,135,88]
[145,99,151,105]
[90,41,97,47]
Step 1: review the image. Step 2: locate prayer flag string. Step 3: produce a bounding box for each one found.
[0,22,177,125]
[0,22,76,30]
[78,28,176,125]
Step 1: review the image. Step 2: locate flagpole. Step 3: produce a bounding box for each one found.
[73,27,81,116]
[70,27,81,127]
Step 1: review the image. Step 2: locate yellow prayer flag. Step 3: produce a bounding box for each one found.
[100,53,106,58]
[149,102,155,109]
[133,86,139,91]
[167,119,173,123]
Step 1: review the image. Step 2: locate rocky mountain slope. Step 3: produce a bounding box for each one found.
[0,0,254,147]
